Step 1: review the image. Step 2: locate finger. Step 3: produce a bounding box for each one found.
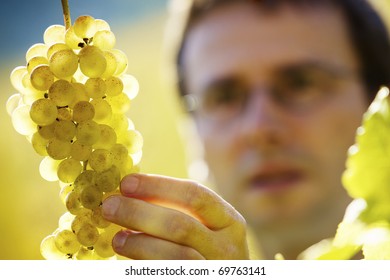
[102,195,214,255]
[112,230,205,260]
[119,173,242,229]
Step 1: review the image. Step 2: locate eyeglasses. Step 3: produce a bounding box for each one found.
[184,62,358,123]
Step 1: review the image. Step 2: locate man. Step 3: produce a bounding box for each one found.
[102,0,390,259]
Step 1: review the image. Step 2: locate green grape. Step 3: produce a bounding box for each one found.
[105,93,130,114]
[74,246,95,260]
[118,129,143,154]
[48,79,76,107]
[70,141,92,161]
[57,158,83,183]
[74,170,97,191]
[65,190,83,215]
[79,45,107,78]
[93,124,117,150]
[46,138,72,160]
[27,56,49,73]
[93,30,116,50]
[72,101,95,123]
[85,77,106,99]
[6,93,21,116]
[39,156,60,182]
[94,19,110,31]
[26,43,48,61]
[47,42,71,59]
[91,99,112,124]
[89,149,113,172]
[121,155,136,176]
[110,143,129,167]
[76,223,100,247]
[11,104,37,136]
[105,76,123,97]
[22,91,44,107]
[71,210,92,234]
[110,144,133,176]
[127,118,135,130]
[130,150,143,166]
[95,165,120,192]
[30,98,58,126]
[43,24,66,45]
[58,211,74,230]
[108,113,129,134]
[69,83,89,108]
[102,223,121,238]
[30,65,55,91]
[54,120,76,141]
[59,184,74,205]
[38,122,56,139]
[80,186,103,210]
[40,235,70,260]
[91,207,111,228]
[10,66,27,92]
[21,73,45,102]
[94,231,116,258]
[76,120,100,145]
[65,26,83,49]
[73,15,96,39]
[22,70,37,90]
[31,131,49,156]
[122,74,139,100]
[101,51,117,78]
[110,49,128,76]
[57,107,72,121]
[54,229,80,255]
[49,49,79,78]
[21,77,45,106]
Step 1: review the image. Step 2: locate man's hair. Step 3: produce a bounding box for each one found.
[175,0,390,101]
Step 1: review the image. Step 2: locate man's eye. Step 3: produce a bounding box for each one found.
[205,86,244,108]
[215,90,240,104]
[285,72,316,90]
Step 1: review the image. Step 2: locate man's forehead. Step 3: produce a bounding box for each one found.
[182,3,358,91]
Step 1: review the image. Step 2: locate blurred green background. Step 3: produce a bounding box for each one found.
[0,0,389,260]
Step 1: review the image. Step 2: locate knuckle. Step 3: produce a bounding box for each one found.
[184,181,211,213]
[165,215,193,242]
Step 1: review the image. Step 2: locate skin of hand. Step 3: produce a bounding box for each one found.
[102,173,249,260]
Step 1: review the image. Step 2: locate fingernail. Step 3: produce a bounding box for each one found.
[121,175,139,194]
[102,196,120,218]
[113,230,128,249]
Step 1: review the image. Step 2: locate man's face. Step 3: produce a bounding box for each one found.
[182,3,368,233]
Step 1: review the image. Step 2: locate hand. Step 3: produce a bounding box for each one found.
[101,173,249,260]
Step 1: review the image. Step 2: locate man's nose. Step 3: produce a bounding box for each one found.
[239,88,287,147]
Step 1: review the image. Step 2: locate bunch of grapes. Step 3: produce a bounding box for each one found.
[6,14,143,259]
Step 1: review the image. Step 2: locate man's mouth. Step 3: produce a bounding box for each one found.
[248,166,304,193]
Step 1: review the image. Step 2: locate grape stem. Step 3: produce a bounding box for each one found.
[83,161,88,171]
[61,0,71,29]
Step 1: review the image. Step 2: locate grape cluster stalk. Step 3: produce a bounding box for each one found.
[6,15,143,260]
